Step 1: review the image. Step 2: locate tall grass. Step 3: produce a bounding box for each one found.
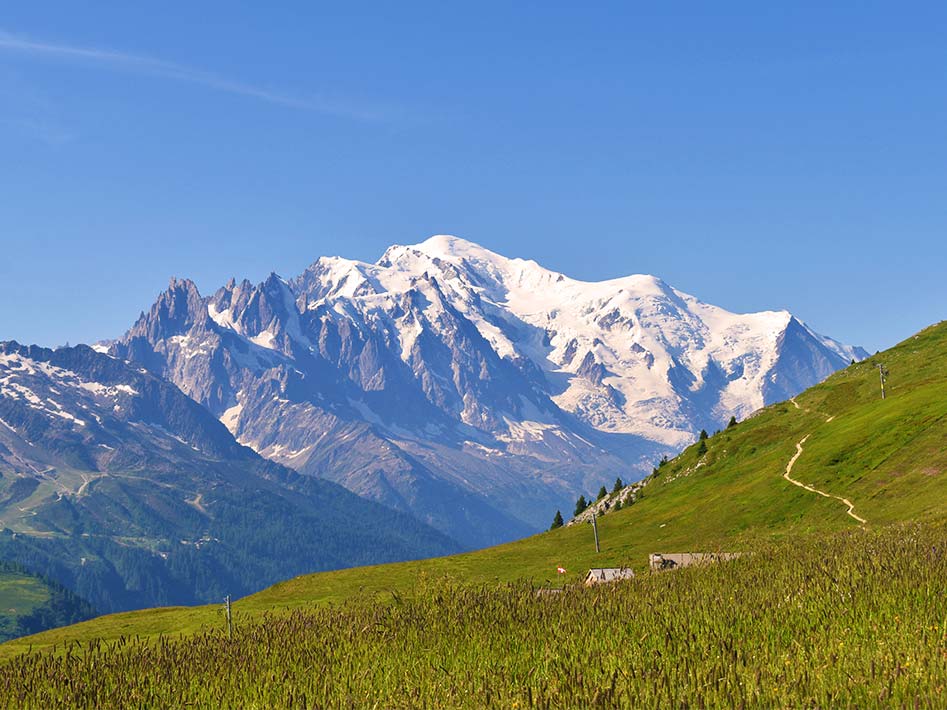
[1,521,944,708]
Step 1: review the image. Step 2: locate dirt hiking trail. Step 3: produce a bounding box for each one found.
[784,399,866,525]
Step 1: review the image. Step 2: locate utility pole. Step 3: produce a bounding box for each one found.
[224,595,232,639]
[876,363,888,400]
[591,513,600,553]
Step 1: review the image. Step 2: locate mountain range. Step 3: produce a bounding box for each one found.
[0,342,458,613]
[104,235,867,547]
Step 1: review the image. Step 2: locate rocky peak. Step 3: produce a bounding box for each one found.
[126,277,210,342]
[577,351,608,386]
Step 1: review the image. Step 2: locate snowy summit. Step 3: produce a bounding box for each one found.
[106,236,867,546]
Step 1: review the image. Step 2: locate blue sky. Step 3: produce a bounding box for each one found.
[1,2,945,353]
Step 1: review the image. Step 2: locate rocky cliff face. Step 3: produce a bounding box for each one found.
[107,236,866,547]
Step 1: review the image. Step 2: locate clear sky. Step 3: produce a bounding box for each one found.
[2,2,945,353]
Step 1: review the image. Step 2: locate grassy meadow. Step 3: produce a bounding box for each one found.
[0,521,943,707]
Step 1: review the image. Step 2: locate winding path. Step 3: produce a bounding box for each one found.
[784,399,866,525]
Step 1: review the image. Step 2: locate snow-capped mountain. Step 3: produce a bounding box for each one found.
[108,236,867,546]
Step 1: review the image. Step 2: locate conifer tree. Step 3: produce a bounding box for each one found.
[596,486,608,501]
[574,495,588,517]
[699,429,709,440]
[612,477,624,494]
[727,415,738,429]
[550,510,564,530]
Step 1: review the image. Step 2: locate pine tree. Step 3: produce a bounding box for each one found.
[699,429,709,441]
[574,495,588,517]
[613,499,622,511]
[596,486,608,501]
[697,439,708,456]
[550,510,564,530]
[727,415,738,429]
[612,477,624,494]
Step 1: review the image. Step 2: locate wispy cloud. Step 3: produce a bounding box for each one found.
[0,29,389,121]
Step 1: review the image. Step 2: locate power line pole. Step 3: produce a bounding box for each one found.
[876,363,888,400]
[591,513,600,553]
[224,594,232,639]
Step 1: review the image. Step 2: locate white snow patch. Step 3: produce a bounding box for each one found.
[250,331,276,350]
[207,303,240,333]
[221,402,243,434]
[78,381,138,397]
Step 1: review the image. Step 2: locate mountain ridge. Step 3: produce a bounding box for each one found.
[0,341,460,613]
[105,236,867,546]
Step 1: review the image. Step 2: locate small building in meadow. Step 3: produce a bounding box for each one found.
[648,552,741,571]
[584,568,635,586]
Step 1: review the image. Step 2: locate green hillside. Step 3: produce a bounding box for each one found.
[0,562,95,643]
[2,521,944,707]
[2,320,945,659]
[0,569,49,643]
